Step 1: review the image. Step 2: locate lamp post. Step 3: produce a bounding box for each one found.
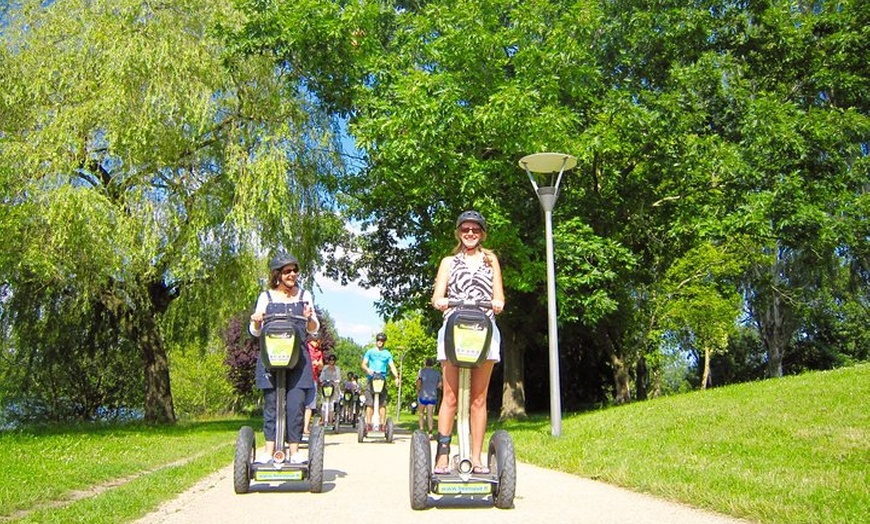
[518,152,577,437]
[395,348,407,420]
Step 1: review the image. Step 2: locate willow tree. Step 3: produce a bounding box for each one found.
[0,0,343,422]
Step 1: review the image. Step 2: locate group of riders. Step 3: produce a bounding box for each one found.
[305,333,366,430]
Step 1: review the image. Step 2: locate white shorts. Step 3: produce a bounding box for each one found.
[436,318,501,363]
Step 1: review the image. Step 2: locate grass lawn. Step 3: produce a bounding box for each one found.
[1,364,867,523]
[0,417,249,523]
[499,363,869,524]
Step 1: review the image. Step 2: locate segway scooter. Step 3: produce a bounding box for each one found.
[409,299,516,509]
[357,372,394,443]
[339,383,359,427]
[234,312,325,494]
[320,380,340,434]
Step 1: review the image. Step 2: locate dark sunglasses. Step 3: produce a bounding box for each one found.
[281,266,300,275]
[459,226,483,234]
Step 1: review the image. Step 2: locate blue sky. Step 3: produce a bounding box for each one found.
[311,274,382,346]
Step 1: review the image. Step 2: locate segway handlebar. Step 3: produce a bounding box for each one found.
[261,311,310,322]
[446,299,492,309]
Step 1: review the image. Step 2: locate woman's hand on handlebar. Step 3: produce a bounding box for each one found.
[491,299,504,314]
[432,297,449,311]
[250,312,264,326]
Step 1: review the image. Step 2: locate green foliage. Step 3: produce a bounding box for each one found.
[0,280,143,425]
[381,313,438,410]
[332,336,366,375]
[169,345,236,419]
[0,0,344,421]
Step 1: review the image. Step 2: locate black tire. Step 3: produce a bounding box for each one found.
[357,416,366,443]
[385,417,394,443]
[488,430,516,509]
[308,425,325,493]
[233,426,255,494]
[409,430,431,510]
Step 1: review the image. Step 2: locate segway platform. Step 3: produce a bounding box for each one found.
[409,299,516,510]
[430,472,496,495]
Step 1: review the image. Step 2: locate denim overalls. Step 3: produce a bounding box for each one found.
[256,291,314,444]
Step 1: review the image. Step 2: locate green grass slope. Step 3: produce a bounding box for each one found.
[502,363,870,524]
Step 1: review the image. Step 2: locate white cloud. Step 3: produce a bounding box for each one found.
[315,276,381,300]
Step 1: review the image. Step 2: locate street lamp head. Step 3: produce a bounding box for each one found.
[519,152,577,212]
[518,152,577,174]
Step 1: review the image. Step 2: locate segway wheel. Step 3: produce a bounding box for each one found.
[409,429,431,510]
[233,426,255,494]
[357,416,366,443]
[308,424,325,493]
[488,429,516,509]
[385,417,394,443]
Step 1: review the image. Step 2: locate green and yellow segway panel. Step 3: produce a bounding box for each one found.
[259,318,302,369]
[321,382,335,398]
[444,307,492,368]
[371,373,386,394]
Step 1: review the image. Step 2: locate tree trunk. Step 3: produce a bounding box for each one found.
[499,322,527,420]
[752,247,798,379]
[139,313,176,423]
[609,353,631,404]
[635,356,649,400]
[700,346,712,390]
[760,295,788,378]
[102,284,177,424]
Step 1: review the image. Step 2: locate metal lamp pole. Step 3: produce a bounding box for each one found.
[519,153,577,437]
[395,349,407,420]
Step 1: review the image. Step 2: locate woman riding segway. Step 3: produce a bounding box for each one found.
[234,252,325,493]
[409,210,515,509]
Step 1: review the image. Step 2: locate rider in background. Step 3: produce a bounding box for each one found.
[249,252,320,464]
[431,211,505,474]
[361,332,399,432]
[319,353,342,426]
[416,357,442,437]
[341,372,361,424]
[303,332,323,436]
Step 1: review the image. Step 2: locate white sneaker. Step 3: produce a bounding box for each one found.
[289,454,308,465]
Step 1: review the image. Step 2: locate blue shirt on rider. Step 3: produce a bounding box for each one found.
[363,346,394,379]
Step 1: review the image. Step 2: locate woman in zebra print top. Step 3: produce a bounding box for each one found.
[431,210,505,474]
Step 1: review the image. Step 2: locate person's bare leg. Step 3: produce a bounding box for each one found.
[264,440,275,461]
[435,362,458,470]
[470,361,495,469]
[418,404,424,430]
[303,408,311,434]
[427,405,435,433]
[378,404,386,428]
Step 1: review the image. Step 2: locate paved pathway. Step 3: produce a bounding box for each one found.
[135,427,754,524]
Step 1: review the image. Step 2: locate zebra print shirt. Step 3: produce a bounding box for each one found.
[446,253,495,319]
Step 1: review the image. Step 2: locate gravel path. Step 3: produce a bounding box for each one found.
[134,427,755,524]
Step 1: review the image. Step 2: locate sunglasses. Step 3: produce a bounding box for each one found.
[281,267,300,275]
[459,226,483,234]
